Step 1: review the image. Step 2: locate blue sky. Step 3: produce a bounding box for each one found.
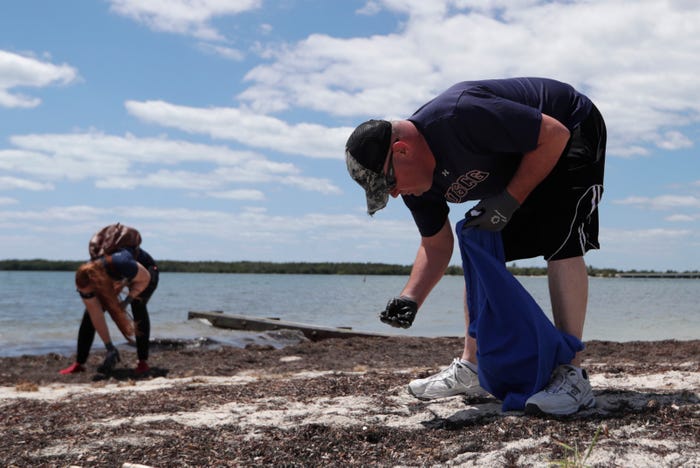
[1,0,699,271]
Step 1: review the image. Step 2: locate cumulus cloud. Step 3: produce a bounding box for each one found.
[665,214,698,222]
[235,0,700,158]
[604,227,692,240]
[125,100,351,159]
[596,225,699,270]
[108,0,262,41]
[115,0,699,162]
[0,132,340,194]
[0,175,54,191]
[197,42,246,60]
[655,131,694,150]
[207,189,265,200]
[615,195,700,210]
[0,50,79,108]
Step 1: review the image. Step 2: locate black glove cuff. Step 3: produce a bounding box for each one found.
[498,190,521,212]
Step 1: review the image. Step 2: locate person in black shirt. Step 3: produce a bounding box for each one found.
[345,78,606,415]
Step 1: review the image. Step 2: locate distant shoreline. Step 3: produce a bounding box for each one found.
[1,259,698,277]
[615,272,700,278]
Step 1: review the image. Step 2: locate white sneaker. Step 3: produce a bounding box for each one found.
[408,358,486,400]
[524,365,595,416]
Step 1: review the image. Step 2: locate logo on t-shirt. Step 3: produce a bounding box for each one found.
[445,170,489,203]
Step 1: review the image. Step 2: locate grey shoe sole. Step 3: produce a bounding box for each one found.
[407,385,462,401]
[407,384,487,401]
[524,396,596,416]
[407,385,432,401]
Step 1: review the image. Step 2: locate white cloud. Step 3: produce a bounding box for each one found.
[0,50,79,108]
[235,0,700,158]
[655,130,694,150]
[108,0,262,40]
[0,205,102,223]
[665,214,698,222]
[125,100,351,159]
[0,197,18,205]
[604,227,692,240]
[0,175,54,191]
[279,176,342,194]
[1,131,340,194]
[10,132,258,166]
[356,1,383,16]
[109,0,700,164]
[207,189,265,200]
[197,42,246,60]
[615,195,700,210]
[596,226,698,270]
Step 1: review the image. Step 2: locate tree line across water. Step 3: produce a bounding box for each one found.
[1,259,697,277]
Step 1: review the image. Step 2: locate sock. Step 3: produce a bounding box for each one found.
[459,359,478,373]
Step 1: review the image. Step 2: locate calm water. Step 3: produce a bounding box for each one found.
[0,271,698,357]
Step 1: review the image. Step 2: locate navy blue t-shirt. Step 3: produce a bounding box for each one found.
[404,77,593,237]
[104,248,156,281]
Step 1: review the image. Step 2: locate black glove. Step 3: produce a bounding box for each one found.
[463,190,520,232]
[120,296,133,309]
[379,296,418,329]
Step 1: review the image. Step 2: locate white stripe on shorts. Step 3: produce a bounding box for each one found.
[546,184,603,261]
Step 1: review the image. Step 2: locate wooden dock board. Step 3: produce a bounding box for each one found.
[188,310,393,341]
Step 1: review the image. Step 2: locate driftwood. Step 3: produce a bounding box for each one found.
[187,310,394,341]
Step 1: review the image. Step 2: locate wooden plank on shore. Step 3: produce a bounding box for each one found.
[188,310,394,341]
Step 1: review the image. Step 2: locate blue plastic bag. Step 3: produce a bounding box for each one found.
[456,218,583,411]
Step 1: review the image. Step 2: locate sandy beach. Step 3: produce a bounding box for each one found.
[1,336,698,467]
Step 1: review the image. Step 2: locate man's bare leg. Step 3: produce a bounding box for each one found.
[525,255,595,415]
[406,286,483,400]
[461,286,478,364]
[547,255,588,366]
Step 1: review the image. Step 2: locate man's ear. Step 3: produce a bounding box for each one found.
[393,140,410,157]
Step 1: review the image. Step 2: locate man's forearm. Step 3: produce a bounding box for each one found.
[507,113,570,204]
[401,220,453,307]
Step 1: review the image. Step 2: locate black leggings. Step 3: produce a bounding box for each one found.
[76,265,159,364]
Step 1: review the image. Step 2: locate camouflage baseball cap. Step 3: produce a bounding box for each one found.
[345,119,392,215]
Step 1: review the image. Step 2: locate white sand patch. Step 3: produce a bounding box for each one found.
[591,370,700,391]
[447,436,551,466]
[0,369,370,403]
[4,370,696,404]
[94,385,503,437]
[279,355,302,362]
[37,435,157,458]
[445,421,700,467]
[0,375,255,401]
[578,430,698,468]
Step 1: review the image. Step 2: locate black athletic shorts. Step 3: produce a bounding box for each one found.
[501,105,606,262]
